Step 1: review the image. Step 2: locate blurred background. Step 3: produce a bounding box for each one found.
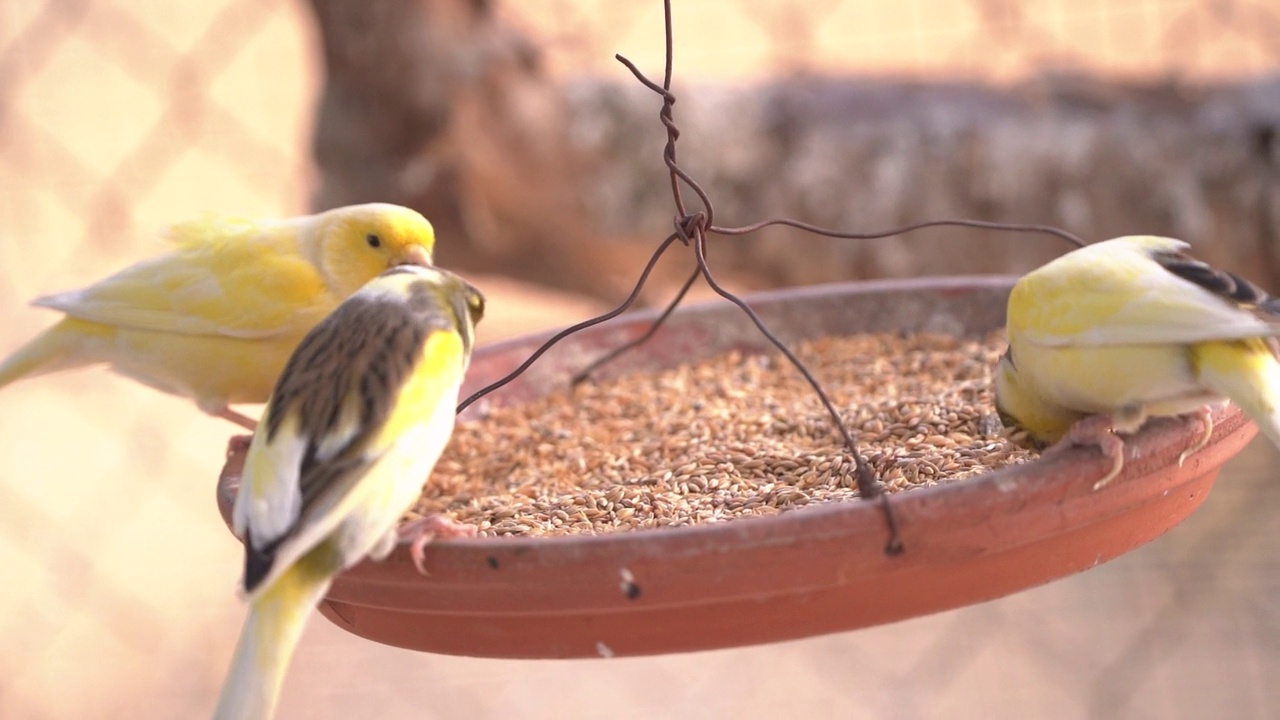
[1,0,1278,717]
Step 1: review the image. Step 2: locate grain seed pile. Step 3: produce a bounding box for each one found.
[416,331,1036,537]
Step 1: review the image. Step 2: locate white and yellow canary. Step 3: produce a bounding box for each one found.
[213,264,484,720]
[995,234,1280,487]
[0,203,436,428]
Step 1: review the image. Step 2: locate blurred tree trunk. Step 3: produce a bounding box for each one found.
[304,0,633,300]
[303,0,1280,296]
[570,75,1280,289]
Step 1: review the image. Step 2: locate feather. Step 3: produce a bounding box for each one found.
[1194,338,1280,448]
[213,547,337,720]
[997,235,1280,475]
[0,203,438,428]
[215,265,484,719]
[1013,236,1280,348]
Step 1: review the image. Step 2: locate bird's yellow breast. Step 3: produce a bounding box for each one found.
[370,330,466,449]
[1010,338,1215,416]
[101,321,305,406]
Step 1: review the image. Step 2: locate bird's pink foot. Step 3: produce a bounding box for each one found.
[1044,414,1126,490]
[399,515,477,575]
[226,433,253,458]
[1177,407,1214,467]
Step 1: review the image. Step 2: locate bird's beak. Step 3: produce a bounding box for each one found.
[393,244,433,268]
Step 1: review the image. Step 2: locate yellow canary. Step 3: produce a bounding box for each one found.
[995,235,1280,487]
[214,264,484,720]
[0,203,436,428]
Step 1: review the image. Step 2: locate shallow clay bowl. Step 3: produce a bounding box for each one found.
[216,276,1255,659]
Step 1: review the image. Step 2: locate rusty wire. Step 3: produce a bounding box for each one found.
[457,0,1087,555]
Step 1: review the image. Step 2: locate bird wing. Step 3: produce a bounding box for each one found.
[32,217,329,339]
[1017,244,1280,348]
[233,291,463,595]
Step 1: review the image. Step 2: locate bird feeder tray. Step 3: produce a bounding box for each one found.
[216,276,1254,659]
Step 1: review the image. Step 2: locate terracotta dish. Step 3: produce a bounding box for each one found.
[216,277,1254,659]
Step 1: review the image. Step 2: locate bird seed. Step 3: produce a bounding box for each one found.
[414,331,1034,537]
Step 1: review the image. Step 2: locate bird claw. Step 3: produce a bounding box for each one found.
[399,515,477,575]
[1177,407,1214,468]
[1045,414,1126,490]
[1052,407,1214,489]
[226,433,253,458]
[1088,434,1126,490]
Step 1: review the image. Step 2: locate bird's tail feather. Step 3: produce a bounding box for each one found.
[213,563,333,720]
[1196,339,1280,449]
[0,318,109,390]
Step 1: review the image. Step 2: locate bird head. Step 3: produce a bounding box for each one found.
[993,346,1082,448]
[993,348,1029,434]
[426,269,485,357]
[313,203,437,296]
[364,265,486,356]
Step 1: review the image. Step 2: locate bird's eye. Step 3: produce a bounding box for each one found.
[366,233,382,249]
